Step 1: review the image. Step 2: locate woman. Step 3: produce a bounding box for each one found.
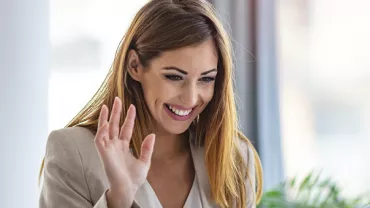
[39,0,263,207]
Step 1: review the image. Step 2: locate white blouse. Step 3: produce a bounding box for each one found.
[135,174,203,207]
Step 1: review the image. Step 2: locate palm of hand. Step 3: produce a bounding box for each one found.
[94,97,155,197]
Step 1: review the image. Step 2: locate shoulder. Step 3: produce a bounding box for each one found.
[236,137,257,207]
[47,126,95,146]
[45,126,101,168]
[44,126,108,203]
[236,137,256,168]
[45,126,97,170]
[46,126,96,158]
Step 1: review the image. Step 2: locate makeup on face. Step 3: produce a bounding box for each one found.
[138,39,219,134]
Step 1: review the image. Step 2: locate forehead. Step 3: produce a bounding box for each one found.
[150,39,218,73]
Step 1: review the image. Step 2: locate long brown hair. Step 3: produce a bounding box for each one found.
[39,0,263,207]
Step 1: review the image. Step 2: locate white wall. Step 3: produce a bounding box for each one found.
[0,0,49,207]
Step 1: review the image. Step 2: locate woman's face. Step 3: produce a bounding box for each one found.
[129,39,218,135]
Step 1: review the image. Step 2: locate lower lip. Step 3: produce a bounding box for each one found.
[164,104,194,121]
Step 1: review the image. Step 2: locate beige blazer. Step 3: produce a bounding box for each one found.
[39,127,256,208]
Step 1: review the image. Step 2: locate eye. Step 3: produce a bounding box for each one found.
[165,74,183,81]
[199,77,216,83]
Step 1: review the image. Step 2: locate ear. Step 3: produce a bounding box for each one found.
[127,49,143,82]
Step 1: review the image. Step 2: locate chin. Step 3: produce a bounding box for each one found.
[161,122,192,135]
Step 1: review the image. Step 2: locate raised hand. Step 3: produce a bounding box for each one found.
[94,97,155,207]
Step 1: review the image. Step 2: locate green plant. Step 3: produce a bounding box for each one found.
[257,171,370,208]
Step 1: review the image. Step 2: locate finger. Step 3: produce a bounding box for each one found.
[119,104,136,143]
[109,97,122,140]
[94,122,109,148]
[98,105,108,130]
[139,134,155,164]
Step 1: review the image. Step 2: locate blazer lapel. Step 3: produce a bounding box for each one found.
[190,132,220,207]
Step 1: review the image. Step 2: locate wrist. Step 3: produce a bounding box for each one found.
[106,188,136,208]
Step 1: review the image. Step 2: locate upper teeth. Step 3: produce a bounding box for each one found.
[168,105,192,116]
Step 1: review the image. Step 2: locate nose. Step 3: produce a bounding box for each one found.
[179,82,199,108]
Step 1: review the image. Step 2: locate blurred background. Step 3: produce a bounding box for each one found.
[1,0,369,207]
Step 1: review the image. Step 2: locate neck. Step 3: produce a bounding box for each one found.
[151,130,190,161]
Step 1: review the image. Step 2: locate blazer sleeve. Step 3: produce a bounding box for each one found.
[39,130,108,208]
[39,130,141,208]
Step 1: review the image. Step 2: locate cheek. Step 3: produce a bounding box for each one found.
[201,85,215,103]
[141,76,175,105]
[140,77,159,106]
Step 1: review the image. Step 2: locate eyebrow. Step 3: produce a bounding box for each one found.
[162,66,217,75]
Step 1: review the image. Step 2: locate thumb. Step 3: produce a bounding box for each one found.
[139,134,155,164]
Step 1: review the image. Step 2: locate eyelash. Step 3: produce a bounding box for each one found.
[164,75,216,83]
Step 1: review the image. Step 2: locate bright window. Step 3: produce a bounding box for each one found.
[49,0,147,132]
[278,0,370,197]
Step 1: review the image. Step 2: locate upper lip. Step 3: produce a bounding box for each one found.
[166,103,197,111]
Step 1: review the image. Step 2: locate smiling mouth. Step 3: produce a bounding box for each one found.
[164,104,194,117]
